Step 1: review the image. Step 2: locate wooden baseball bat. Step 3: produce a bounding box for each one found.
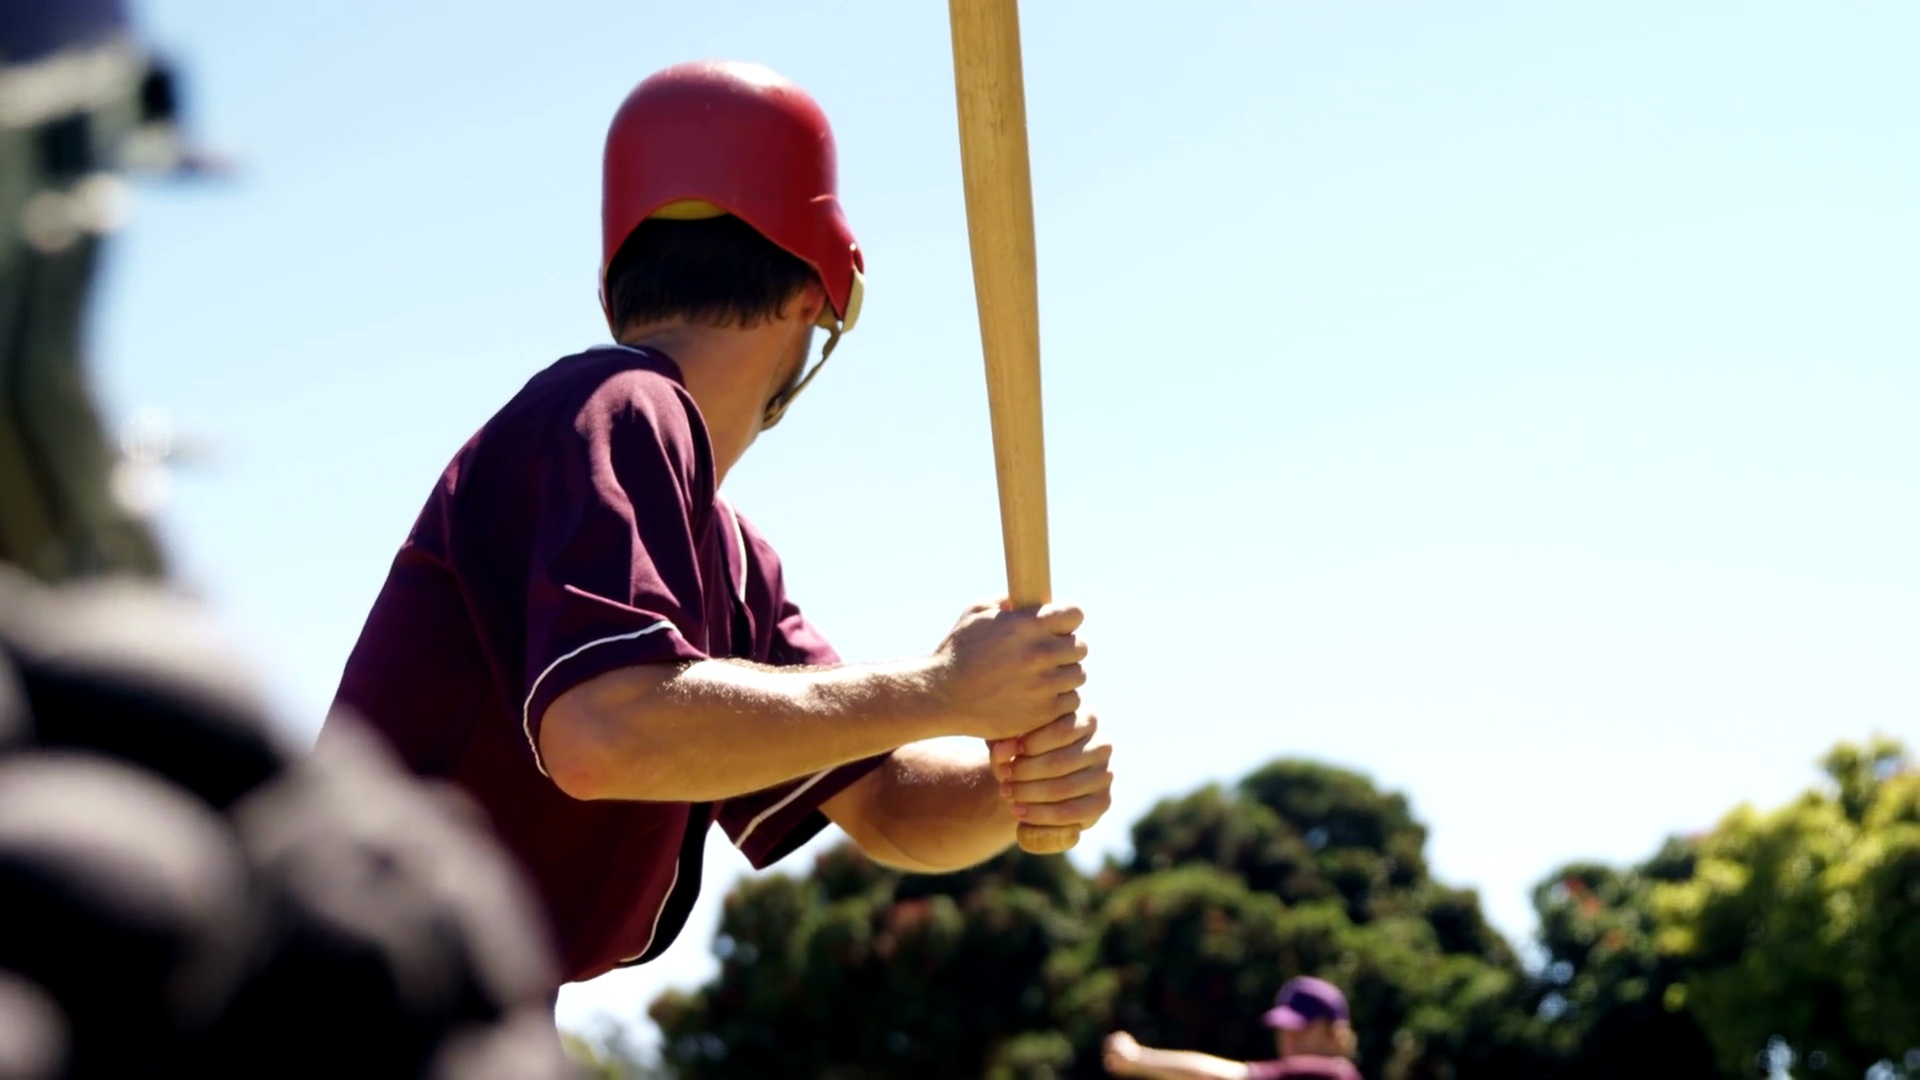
[948,0,1079,856]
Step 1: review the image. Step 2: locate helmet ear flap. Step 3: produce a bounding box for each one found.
[835,265,865,335]
[812,266,863,336]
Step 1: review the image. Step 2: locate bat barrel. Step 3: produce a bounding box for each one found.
[949,0,1051,608]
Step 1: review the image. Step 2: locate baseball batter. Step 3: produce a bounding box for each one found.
[323,61,1115,985]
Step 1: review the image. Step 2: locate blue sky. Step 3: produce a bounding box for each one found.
[101,0,1917,1046]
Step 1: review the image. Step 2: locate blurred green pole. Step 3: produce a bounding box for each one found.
[0,39,167,582]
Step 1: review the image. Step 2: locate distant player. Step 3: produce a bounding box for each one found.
[1104,977,1365,1080]
[324,61,1115,984]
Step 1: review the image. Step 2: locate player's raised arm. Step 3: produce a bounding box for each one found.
[1104,1032,1254,1080]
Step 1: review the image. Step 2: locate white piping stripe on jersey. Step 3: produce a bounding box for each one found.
[732,767,833,851]
[717,495,749,607]
[620,852,682,965]
[521,621,676,777]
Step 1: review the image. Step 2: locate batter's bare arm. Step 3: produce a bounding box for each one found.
[824,708,1113,872]
[824,740,1010,873]
[540,601,1085,803]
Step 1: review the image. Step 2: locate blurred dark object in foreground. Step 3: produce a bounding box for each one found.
[0,3,575,1075]
[0,572,574,1077]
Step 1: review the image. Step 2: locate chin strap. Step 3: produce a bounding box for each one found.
[761,264,864,430]
[758,319,841,431]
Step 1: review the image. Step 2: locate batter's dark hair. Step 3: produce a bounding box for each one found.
[604,215,817,334]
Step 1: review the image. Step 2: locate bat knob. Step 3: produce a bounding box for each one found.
[1015,822,1080,855]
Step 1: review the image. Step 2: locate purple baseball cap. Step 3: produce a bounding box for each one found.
[1262,977,1350,1030]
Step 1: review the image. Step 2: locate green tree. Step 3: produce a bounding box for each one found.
[1123,763,1510,965]
[563,1029,670,1080]
[650,843,1090,1079]
[1652,736,1919,1077]
[1061,760,1533,1079]
[640,742,1917,1079]
[1050,865,1350,1070]
[652,759,1533,1079]
[1050,861,1537,1079]
[1526,841,1721,1078]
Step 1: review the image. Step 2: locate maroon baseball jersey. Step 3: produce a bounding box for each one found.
[1245,1056,1364,1080]
[327,344,886,983]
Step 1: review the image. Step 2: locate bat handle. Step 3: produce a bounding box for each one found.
[1004,609,1081,856]
[1004,590,1076,855]
[1017,822,1080,854]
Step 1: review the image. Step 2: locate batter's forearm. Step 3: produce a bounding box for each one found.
[823,739,1014,872]
[539,657,950,802]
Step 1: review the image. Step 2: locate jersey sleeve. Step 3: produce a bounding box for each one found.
[768,593,840,667]
[713,507,888,866]
[503,369,713,777]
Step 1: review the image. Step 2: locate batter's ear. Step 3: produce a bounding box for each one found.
[788,278,828,325]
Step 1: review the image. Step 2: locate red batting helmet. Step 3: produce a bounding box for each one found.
[600,62,865,425]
